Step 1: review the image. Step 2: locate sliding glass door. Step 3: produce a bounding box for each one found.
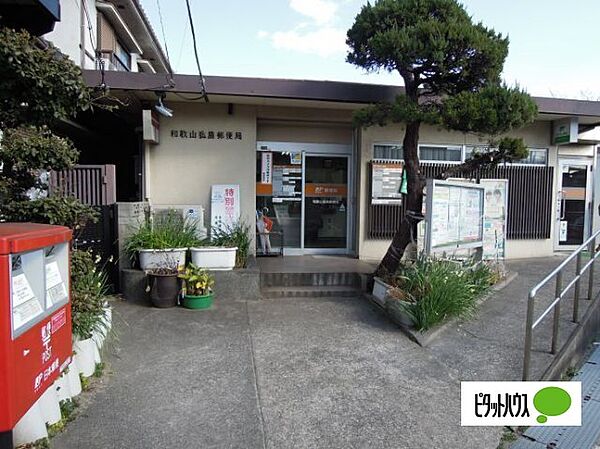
[303,155,349,250]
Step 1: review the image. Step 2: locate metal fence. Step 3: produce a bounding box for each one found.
[367,163,554,240]
[522,227,600,380]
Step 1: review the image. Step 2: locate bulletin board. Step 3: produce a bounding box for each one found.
[424,179,485,254]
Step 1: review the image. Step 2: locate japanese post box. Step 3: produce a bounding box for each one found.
[0,223,72,432]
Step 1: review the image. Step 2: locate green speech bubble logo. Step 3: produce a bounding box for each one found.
[533,386,572,424]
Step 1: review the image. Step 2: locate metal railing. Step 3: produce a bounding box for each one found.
[522,228,600,380]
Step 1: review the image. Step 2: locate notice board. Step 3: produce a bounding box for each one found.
[371,161,404,205]
[425,179,484,253]
[480,179,508,260]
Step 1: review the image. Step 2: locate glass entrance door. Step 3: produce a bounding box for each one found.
[556,159,592,249]
[303,155,349,251]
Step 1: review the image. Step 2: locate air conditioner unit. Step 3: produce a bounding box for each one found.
[151,204,208,240]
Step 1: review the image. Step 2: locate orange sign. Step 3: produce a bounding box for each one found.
[305,183,347,197]
[256,183,273,196]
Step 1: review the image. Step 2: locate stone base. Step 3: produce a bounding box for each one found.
[120,257,261,303]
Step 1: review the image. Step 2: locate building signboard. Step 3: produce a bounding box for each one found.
[552,117,578,145]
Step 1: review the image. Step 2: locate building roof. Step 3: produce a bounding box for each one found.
[83,70,600,120]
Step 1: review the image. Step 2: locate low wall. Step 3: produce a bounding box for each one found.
[541,293,600,380]
[120,257,261,304]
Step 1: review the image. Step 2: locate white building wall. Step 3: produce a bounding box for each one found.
[146,103,258,247]
[45,0,97,69]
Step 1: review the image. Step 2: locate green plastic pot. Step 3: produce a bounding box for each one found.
[182,293,214,310]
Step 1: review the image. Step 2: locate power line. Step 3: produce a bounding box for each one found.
[184,0,209,102]
[176,18,189,72]
[155,0,172,71]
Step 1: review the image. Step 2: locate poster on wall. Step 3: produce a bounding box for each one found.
[371,161,404,205]
[425,179,484,254]
[211,184,240,234]
[480,179,508,260]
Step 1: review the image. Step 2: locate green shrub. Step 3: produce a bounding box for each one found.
[3,195,99,230]
[124,211,200,261]
[386,255,496,331]
[71,249,109,339]
[210,219,251,268]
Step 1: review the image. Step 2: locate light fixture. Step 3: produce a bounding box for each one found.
[155,92,173,118]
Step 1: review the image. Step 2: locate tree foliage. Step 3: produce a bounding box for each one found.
[0,27,90,128]
[347,0,508,95]
[346,0,538,274]
[0,27,96,227]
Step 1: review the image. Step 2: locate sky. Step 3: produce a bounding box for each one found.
[139,0,600,99]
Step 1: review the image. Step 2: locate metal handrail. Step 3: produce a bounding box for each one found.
[522,227,600,380]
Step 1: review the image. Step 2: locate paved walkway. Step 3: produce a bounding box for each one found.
[52,257,598,449]
[512,344,600,449]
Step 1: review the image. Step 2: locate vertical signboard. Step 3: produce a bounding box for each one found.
[480,179,508,260]
[211,184,240,233]
[260,152,272,184]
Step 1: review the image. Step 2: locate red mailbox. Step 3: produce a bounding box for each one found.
[0,223,72,433]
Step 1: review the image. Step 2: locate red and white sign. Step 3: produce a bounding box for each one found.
[210,184,241,233]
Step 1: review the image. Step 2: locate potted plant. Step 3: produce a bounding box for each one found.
[146,266,181,308]
[125,211,200,270]
[372,276,393,306]
[190,220,251,270]
[70,250,108,377]
[178,263,215,309]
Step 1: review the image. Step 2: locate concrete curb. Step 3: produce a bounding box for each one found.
[365,271,519,347]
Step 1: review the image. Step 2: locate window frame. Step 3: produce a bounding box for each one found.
[372,142,549,167]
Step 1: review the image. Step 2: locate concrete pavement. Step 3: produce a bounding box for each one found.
[52,256,596,449]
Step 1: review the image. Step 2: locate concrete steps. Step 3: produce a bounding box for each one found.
[262,285,362,298]
[260,271,369,298]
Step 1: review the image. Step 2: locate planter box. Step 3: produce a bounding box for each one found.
[190,247,237,271]
[12,401,48,447]
[73,338,96,378]
[385,300,414,328]
[372,276,392,306]
[139,248,187,271]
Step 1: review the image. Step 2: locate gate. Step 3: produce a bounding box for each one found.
[49,165,118,290]
[49,164,116,206]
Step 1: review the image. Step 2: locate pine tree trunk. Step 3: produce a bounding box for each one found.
[375,120,424,276]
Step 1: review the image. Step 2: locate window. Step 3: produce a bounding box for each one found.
[374,144,403,160]
[374,143,548,165]
[113,40,131,71]
[465,146,548,166]
[517,148,548,165]
[419,145,462,162]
